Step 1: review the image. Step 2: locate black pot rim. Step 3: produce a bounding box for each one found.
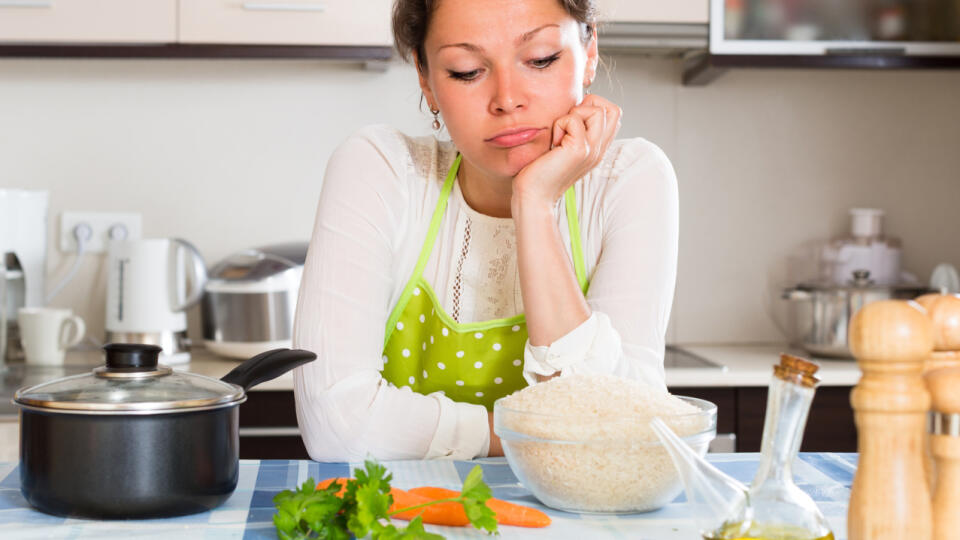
[13,395,247,416]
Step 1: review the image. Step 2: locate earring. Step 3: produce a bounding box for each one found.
[431,108,441,131]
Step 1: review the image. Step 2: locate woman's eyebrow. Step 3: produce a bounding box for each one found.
[435,23,560,54]
[517,23,559,45]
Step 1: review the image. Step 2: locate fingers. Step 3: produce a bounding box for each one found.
[566,95,622,171]
[552,114,589,158]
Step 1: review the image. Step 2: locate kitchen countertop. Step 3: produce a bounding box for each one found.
[669,344,861,387]
[0,453,856,539]
[0,343,861,419]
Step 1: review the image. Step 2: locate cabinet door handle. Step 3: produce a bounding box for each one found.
[0,0,53,8]
[239,426,302,437]
[242,2,325,12]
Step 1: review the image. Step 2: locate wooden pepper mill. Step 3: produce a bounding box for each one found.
[915,293,960,373]
[848,299,934,540]
[926,366,960,540]
[915,293,960,489]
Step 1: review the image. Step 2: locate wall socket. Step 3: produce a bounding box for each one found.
[59,212,143,253]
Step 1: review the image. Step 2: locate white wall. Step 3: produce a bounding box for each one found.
[3,55,959,346]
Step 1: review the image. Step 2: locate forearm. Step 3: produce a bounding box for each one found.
[513,197,590,347]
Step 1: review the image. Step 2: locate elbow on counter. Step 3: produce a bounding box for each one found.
[292,367,431,462]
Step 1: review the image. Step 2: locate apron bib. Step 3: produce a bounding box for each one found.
[381,154,588,409]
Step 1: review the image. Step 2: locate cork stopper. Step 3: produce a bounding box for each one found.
[774,353,820,388]
[925,366,960,415]
[849,300,934,364]
[914,294,960,352]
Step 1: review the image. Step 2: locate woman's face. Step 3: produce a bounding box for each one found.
[418,0,598,179]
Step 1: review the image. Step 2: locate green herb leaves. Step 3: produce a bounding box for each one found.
[458,467,498,534]
[273,476,350,540]
[272,460,498,539]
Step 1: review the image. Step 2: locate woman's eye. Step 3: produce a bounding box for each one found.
[530,52,561,69]
[447,69,482,81]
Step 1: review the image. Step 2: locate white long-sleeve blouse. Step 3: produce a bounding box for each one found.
[292,124,678,462]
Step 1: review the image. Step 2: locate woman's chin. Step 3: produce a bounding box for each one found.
[498,143,549,177]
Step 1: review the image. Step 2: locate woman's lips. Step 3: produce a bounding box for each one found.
[486,128,544,148]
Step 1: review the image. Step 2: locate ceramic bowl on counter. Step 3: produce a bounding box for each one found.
[493,395,717,514]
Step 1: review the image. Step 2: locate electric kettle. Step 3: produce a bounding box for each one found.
[105,238,207,364]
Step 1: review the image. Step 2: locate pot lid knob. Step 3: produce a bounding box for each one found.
[850,270,874,287]
[103,343,162,370]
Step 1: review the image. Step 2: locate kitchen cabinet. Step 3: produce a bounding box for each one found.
[0,0,392,59]
[597,0,708,24]
[0,0,175,43]
[238,385,858,459]
[673,386,858,452]
[179,0,392,46]
[239,390,309,459]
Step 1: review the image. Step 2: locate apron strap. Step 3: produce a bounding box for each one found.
[564,186,589,294]
[384,154,591,347]
[383,154,461,348]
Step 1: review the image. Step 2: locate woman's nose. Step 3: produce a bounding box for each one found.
[489,70,525,115]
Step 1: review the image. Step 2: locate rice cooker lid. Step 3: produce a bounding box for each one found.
[13,344,244,414]
[206,242,307,292]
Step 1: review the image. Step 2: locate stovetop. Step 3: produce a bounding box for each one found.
[664,345,725,369]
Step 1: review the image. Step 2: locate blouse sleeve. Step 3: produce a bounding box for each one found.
[292,126,490,461]
[523,139,679,390]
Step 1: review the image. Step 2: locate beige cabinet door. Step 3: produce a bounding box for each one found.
[597,0,708,24]
[0,0,176,43]
[179,0,392,46]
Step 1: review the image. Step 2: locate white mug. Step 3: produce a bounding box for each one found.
[18,307,85,365]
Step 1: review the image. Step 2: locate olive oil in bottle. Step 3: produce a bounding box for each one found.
[704,520,836,540]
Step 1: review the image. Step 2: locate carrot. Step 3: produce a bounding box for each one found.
[316,477,350,497]
[409,486,551,528]
[314,478,470,527]
[389,487,471,526]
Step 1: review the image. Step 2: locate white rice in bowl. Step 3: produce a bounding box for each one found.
[495,373,715,513]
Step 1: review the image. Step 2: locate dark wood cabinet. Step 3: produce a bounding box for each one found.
[671,386,857,452]
[238,391,309,460]
[238,385,859,459]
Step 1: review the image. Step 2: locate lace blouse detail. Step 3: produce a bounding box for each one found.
[442,183,523,323]
[450,216,471,322]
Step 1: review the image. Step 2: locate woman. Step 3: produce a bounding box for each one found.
[292,0,678,461]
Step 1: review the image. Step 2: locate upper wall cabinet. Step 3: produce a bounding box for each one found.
[178,0,392,46]
[597,0,708,24]
[0,0,176,43]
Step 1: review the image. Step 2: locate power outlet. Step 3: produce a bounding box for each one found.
[59,212,143,253]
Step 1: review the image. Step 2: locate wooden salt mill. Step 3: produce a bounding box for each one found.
[848,299,934,540]
[925,366,960,540]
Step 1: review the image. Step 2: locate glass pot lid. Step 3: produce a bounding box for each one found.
[13,344,244,414]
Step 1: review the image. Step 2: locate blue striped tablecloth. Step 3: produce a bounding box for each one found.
[0,453,857,539]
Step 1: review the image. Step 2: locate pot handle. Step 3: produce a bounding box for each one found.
[221,348,317,391]
[782,288,812,301]
[171,238,209,313]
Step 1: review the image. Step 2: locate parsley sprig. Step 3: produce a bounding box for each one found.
[273,460,498,539]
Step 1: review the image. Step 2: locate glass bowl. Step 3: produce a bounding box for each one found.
[493,395,717,514]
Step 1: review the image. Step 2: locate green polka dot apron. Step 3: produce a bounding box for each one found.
[381,154,589,410]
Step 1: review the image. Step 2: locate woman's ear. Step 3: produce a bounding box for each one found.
[414,52,438,110]
[583,27,599,88]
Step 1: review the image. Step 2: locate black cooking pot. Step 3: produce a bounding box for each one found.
[13,343,316,519]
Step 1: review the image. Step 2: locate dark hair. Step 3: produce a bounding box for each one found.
[392,0,597,73]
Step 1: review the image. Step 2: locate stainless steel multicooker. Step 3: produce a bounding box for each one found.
[201,242,307,358]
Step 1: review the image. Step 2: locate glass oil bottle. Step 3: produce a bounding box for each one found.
[652,354,834,540]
